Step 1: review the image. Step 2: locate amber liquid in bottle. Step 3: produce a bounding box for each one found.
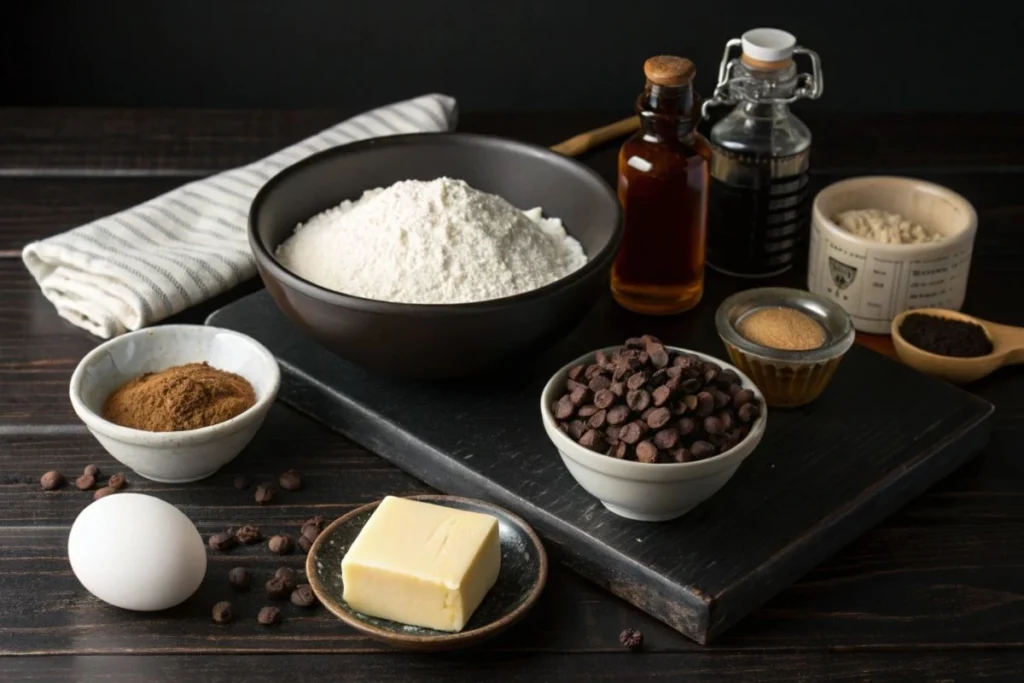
[612,57,710,315]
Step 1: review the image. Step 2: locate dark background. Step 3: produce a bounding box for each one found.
[3,0,1019,113]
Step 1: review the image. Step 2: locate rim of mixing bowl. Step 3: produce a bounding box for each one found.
[248,132,624,315]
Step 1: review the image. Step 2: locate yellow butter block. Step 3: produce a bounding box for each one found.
[341,496,501,632]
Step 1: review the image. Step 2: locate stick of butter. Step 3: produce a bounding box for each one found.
[341,496,501,632]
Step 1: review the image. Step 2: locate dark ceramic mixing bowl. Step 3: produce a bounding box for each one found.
[249,132,622,378]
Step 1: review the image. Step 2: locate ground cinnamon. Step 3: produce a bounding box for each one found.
[102,362,256,432]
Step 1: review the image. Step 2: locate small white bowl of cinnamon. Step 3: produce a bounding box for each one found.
[69,325,280,483]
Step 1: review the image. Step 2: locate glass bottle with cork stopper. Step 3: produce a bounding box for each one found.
[612,55,710,315]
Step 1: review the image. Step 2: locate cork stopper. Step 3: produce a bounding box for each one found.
[643,56,696,87]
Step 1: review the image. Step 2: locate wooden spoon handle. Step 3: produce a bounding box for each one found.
[550,116,640,157]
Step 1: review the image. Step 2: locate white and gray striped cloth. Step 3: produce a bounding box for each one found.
[22,93,458,338]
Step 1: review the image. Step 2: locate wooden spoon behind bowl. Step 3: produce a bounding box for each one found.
[891,308,1024,384]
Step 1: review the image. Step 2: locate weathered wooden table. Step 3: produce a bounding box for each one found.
[1,109,1023,682]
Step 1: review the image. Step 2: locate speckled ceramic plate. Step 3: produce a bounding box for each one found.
[306,494,548,651]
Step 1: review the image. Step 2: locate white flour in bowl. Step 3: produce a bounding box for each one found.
[275,177,587,304]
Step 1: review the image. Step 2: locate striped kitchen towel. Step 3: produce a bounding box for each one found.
[22,93,458,338]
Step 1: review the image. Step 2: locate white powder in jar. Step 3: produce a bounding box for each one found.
[835,208,944,244]
[275,177,587,304]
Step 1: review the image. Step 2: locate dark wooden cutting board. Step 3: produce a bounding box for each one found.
[207,283,993,644]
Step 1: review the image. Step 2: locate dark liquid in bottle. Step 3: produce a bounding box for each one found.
[706,148,810,278]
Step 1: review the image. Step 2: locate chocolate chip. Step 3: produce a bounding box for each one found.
[713,390,731,409]
[568,420,587,440]
[257,606,281,626]
[605,425,621,444]
[83,464,101,478]
[626,371,648,391]
[595,350,612,368]
[554,395,575,420]
[275,567,297,592]
[610,381,625,396]
[682,394,699,412]
[578,429,606,451]
[733,388,754,408]
[584,364,605,380]
[588,375,612,392]
[254,484,275,505]
[607,405,631,425]
[717,410,734,431]
[93,486,116,500]
[669,447,693,463]
[704,367,719,385]
[290,584,317,608]
[672,354,694,369]
[738,402,760,423]
[278,469,303,492]
[646,343,669,369]
[653,428,680,450]
[651,385,672,407]
[588,409,608,429]
[691,441,717,460]
[593,389,616,410]
[717,369,740,387]
[567,364,586,381]
[625,389,651,412]
[569,385,590,406]
[577,404,598,418]
[266,576,289,600]
[703,416,724,435]
[107,473,127,490]
[212,601,234,624]
[235,525,262,545]
[209,530,237,551]
[670,400,688,416]
[681,377,702,393]
[229,567,251,591]
[40,471,64,491]
[678,417,697,436]
[619,421,645,445]
[610,442,631,459]
[75,473,96,491]
[298,535,313,554]
[566,378,587,392]
[696,391,716,417]
[646,407,672,429]
[624,337,646,349]
[663,376,681,393]
[635,440,658,463]
[268,535,294,555]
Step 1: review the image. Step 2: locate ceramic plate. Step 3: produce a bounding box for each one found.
[306,494,548,651]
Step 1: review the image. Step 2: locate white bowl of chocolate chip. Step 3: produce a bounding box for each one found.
[540,336,767,522]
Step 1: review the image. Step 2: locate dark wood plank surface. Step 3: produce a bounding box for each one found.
[1,108,1023,680]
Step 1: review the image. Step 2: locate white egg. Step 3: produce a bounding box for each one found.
[68,493,206,611]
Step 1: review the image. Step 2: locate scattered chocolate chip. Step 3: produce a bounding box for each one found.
[228,567,251,591]
[619,628,643,650]
[254,484,275,505]
[40,471,64,491]
[233,475,252,490]
[298,535,313,554]
[278,469,303,492]
[290,584,317,608]
[93,486,116,500]
[265,576,290,600]
[209,530,237,552]
[257,606,281,626]
[268,535,294,555]
[212,601,234,624]
[275,567,297,592]
[107,473,127,490]
[75,473,96,491]
[83,464,100,478]
[635,440,659,464]
[235,525,262,545]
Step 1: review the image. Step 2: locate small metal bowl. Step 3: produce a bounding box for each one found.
[715,288,855,408]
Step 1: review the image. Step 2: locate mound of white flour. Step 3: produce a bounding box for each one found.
[275,177,587,304]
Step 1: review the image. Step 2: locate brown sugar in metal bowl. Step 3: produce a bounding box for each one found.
[248,132,623,379]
